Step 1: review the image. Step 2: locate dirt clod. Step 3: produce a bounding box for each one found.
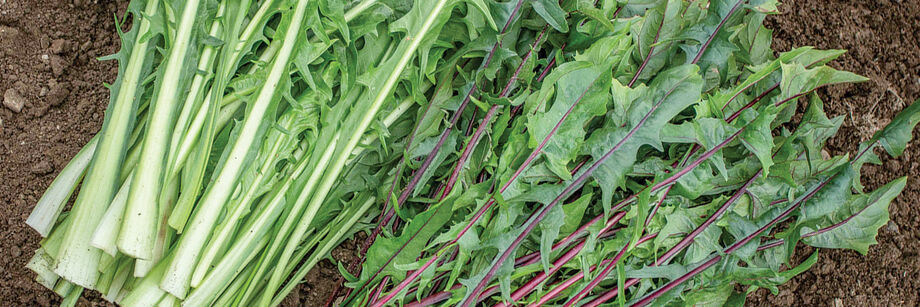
[46,81,70,107]
[49,55,68,77]
[30,161,53,175]
[50,39,69,55]
[0,26,21,40]
[3,88,26,113]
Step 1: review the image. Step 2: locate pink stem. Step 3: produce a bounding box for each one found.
[530,234,658,307]
[460,60,700,307]
[440,25,548,199]
[562,233,659,307]
[630,177,832,307]
[690,0,745,65]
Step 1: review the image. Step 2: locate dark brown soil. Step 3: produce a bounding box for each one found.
[1,0,917,306]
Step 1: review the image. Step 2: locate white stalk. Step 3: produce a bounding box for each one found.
[54,0,160,288]
[26,135,98,237]
[261,0,453,303]
[183,134,339,306]
[166,2,226,177]
[118,0,203,259]
[90,171,134,256]
[160,0,312,298]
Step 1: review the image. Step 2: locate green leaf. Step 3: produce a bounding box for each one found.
[803,177,906,254]
[738,108,777,177]
[532,0,569,33]
[360,196,455,284]
[630,0,683,82]
[683,283,732,307]
[586,64,702,207]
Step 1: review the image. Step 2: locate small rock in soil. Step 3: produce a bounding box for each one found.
[40,34,51,49]
[50,39,69,54]
[47,81,70,106]
[887,221,900,234]
[3,88,26,113]
[50,55,69,77]
[0,25,20,39]
[13,80,29,93]
[31,160,54,175]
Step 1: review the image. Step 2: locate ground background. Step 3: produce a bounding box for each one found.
[0,0,916,306]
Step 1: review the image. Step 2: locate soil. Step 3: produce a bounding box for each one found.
[0,0,917,306]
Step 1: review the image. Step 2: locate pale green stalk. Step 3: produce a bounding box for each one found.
[59,284,82,307]
[54,0,160,288]
[135,178,179,277]
[217,94,414,297]
[26,135,97,237]
[98,253,116,273]
[214,257,258,306]
[95,257,117,292]
[167,0,280,177]
[190,111,311,287]
[171,0,375,175]
[119,117,144,181]
[239,226,326,305]
[104,259,132,302]
[157,295,179,307]
[167,0,257,234]
[165,2,226,177]
[182,134,340,306]
[91,171,133,256]
[160,0,313,298]
[348,93,418,164]
[118,0,203,260]
[31,216,70,288]
[120,254,170,307]
[346,0,378,21]
[260,1,453,303]
[269,196,376,306]
[27,250,59,290]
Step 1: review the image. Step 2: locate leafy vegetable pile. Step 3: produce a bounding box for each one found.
[25,0,919,306]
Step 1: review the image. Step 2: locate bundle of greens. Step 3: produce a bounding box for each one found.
[25,0,918,306]
[27,0,462,305]
[328,1,919,307]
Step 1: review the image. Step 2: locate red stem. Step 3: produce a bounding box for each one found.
[628,5,668,87]
[530,234,658,307]
[562,233,659,307]
[690,0,745,65]
[459,70,697,307]
[630,177,832,307]
[441,26,548,199]
[373,68,605,307]
[551,78,785,259]
[537,43,566,82]
[345,2,529,301]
